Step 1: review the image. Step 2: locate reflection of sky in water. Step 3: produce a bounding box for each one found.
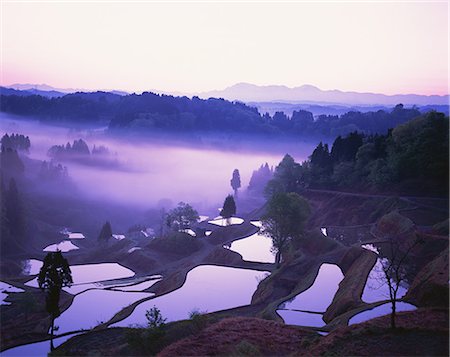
[349,302,416,325]
[25,263,135,289]
[55,289,153,333]
[250,221,262,228]
[361,243,379,254]
[0,281,24,305]
[230,233,274,263]
[67,233,85,239]
[111,279,161,292]
[114,265,268,326]
[362,258,407,303]
[180,229,196,237]
[277,310,324,327]
[280,264,344,312]
[208,217,244,226]
[22,259,44,275]
[43,240,79,252]
[1,333,81,357]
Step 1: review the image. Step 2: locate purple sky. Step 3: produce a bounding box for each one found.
[1,1,448,95]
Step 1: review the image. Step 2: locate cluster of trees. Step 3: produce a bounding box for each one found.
[165,202,199,231]
[38,161,69,182]
[302,104,422,138]
[266,111,449,195]
[247,163,273,193]
[1,146,25,176]
[92,145,111,155]
[1,133,31,152]
[1,178,27,254]
[0,91,122,120]
[1,133,27,177]
[48,139,117,167]
[48,139,91,158]
[0,91,426,140]
[149,202,201,254]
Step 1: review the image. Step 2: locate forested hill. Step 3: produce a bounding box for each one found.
[0,90,437,139]
[266,111,449,196]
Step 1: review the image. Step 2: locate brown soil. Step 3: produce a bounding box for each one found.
[156,309,448,357]
[158,317,316,356]
[302,189,448,227]
[306,308,449,356]
[405,248,449,307]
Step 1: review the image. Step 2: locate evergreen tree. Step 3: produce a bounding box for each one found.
[0,147,25,175]
[98,221,113,242]
[38,252,72,351]
[273,154,301,192]
[4,178,26,247]
[230,169,241,197]
[248,163,273,193]
[220,194,236,219]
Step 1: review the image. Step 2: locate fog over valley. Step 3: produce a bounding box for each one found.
[0,113,312,210]
[1,2,448,354]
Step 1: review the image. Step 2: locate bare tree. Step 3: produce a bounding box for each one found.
[379,235,421,329]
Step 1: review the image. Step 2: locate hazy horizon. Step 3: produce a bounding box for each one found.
[3,81,449,98]
[1,2,448,96]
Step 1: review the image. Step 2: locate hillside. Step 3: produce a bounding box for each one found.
[0,90,435,141]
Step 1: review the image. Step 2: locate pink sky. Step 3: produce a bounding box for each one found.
[1,1,448,95]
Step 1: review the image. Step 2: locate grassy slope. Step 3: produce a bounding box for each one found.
[157,309,448,356]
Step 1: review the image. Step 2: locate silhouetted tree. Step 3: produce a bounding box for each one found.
[310,142,332,172]
[271,154,301,193]
[0,147,25,175]
[98,221,113,242]
[272,111,291,130]
[1,133,31,152]
[220,195,237,223]
[248,163,273,193]
[38,252,73,351]
[230,169,241,197]
[379,235,421,329]
[262,192,310,266]
[330,132,364,163]
[4,178,26,247]
[38,161,69,182]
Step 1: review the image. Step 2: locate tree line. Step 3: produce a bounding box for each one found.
[265,111,449,196]
[0,91,426,139]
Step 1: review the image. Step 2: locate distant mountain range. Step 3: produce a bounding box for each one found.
[0,86,66,98]
[2,82,449,107]
[6,83,80,93]
[2,83,129,98]
[198,83,449,106]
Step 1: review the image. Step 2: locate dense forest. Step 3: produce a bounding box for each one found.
[266,111,449,196]
[0,91,428,139]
